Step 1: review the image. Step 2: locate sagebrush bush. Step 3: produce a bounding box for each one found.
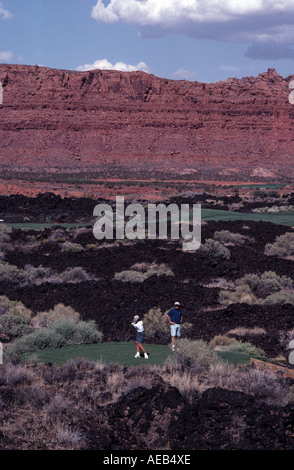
[0,296,32,322]
[61,267,92,283]
[209,335,237,348]
[50,318,102,345]
[264,232,294,258]
[61,242,85,253]
[199,238,231,260]
[235,271,293,298]
[31,303,80,328]
[220,340,265,357]
[262,290,294,306]
[6,317,102,356]
[170,338,220,368]
[115,263,174,283]
[0,313,32,339]
[143,307,192,343]
[143,307,170,342]
[219,271,294,306]
[7,329,66,356]
[0,261,20,283]
[213,230,247,246]
[20,264,55,286]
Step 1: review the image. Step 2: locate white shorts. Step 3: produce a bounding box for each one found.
[170,324,181,337]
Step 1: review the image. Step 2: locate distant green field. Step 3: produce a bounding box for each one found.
[4,207,294,232]
[201,208,294,227]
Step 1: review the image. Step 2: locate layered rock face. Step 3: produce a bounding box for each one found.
[0,64,293,180]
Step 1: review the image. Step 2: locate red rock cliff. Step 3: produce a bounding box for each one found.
[0,64,293,180]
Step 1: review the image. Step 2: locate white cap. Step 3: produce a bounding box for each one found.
[174,302,180,306]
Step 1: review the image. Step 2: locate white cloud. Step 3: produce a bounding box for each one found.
[172,68,196,79]
[91,0,294,54]
[76,58,151,73]
[92,0,294,26]
[0,50,13,61]
[0,2,12,20]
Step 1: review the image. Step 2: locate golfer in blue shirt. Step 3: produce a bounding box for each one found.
[166,301,182,351]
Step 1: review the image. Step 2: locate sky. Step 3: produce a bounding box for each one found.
[1,0,294,83]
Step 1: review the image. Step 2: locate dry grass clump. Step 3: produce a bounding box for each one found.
[227,327,267,337]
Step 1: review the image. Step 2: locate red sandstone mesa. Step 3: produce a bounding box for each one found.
[0,64,293,181]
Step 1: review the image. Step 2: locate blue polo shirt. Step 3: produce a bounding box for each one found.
[167,307,182,324]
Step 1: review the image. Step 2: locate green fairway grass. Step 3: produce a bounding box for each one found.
[22,342,262,368]
[22,342,174,367]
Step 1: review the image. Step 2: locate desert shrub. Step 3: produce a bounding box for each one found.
[85,243,97,250]
[199,238,231,260]
[0,225,11,258]
[264,232,294,258]
[220,340,265,357]
[218,285,258,305]
[31,303,80,328]
[0,261,20,283]
[7,317,102,356]
[61,267,92,283]
[4,363,36,386]
[55,426,84,449]
[209,335,237,348]
[47,228,67,243]
[0,224,12,240]
[143,307,170,342]
[143,307,192,343]
[50,318,102,345]
[20,264,55,286]
[114,270,147,282]
[0,296,32,322]
[0,313,32,339]
[73,226,90,239]
[262,290,294,306]
[61,241,84,253]
[213,230,246,246]
[171,338,220,368]
[7,328,66,356]
[115,264,174,283]
[219,271,293,306]
[236,271,293,298]
[208,363,290,405]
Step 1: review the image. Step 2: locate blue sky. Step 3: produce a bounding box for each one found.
[1,0,294,83]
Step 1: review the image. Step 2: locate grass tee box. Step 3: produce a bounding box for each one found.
[22,342,262,368]
[23,342,173,367]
